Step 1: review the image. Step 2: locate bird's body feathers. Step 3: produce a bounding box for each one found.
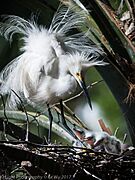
[0,5,107,109]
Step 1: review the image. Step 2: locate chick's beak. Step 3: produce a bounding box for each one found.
[75,72,92,110]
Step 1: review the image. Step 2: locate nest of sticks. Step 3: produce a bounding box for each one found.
[0,140,135,180]
[0,110,134,179]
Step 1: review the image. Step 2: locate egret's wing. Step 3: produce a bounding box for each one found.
[49,5,85,35]
[49,5,105,59]
[0,15,61,108]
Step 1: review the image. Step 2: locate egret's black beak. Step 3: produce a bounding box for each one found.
[75,72,92,110]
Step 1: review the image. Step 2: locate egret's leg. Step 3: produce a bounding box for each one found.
[2,119,9,141]
[10,90,29,141]
[59,100,76,139]
[1,94,9,141]
[53,105,87,129]
[63,103,76,117]
[47,103,53,144]
[63,102,88,129]
[56,111,61,125]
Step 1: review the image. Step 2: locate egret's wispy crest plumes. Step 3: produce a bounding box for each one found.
[0,5,107,110]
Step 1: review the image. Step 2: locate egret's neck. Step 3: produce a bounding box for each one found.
[58,56,69,77]
[53,74,77,99]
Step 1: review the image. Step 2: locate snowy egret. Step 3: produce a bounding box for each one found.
[0,5,107,141]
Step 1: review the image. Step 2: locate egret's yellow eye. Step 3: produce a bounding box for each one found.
[76,72,80,76]
[75,72,82,81]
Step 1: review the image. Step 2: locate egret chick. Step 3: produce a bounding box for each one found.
[73,129,122,154]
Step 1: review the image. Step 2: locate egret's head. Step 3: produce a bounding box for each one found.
[66,52,108,110]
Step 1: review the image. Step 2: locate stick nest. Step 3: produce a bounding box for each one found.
[0,141,135,179]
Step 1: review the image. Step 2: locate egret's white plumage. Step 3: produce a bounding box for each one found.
[0,5,107,110]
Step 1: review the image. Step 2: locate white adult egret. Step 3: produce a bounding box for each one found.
[0,5,107,141]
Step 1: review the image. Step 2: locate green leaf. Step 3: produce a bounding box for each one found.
[0,110,74,144]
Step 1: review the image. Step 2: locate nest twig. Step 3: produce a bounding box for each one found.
[0,141,135,179]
